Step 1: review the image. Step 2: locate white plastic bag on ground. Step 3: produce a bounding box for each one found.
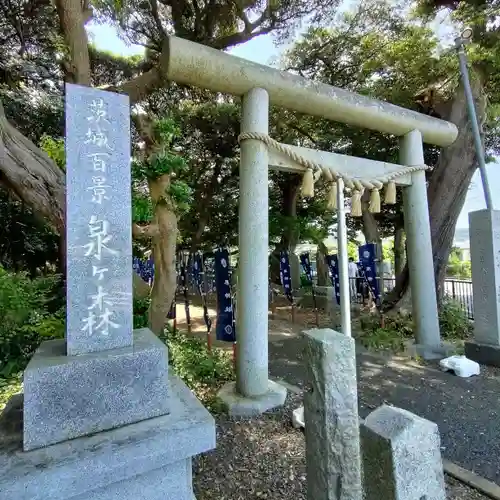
[439,355,480,378]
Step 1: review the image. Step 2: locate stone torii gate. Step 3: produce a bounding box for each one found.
[164,36,458,415]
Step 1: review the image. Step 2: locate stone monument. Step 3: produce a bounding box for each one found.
[465,210,500,367]
[0,84,215,499]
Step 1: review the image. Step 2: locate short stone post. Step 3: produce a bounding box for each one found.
[303,328,362,500]
[361,405,446,500]
[465,210,500,366]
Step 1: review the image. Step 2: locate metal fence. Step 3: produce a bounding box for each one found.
[349,277,474,320]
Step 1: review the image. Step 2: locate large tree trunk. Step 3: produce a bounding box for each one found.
[0,101,65,232]
[147,175,178,335]
[361,189,382,254]
[316,240,330,286]
[270,174,302,283]
[393,226,405,276]
[383,76,485,312]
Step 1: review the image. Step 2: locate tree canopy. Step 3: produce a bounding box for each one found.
[0,0,499,324]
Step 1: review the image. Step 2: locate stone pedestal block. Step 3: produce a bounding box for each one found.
[303,328,362,500]
[467,210,500,366]
[361,405,445,500]
[218,380,287,417]
[23,328,169,451]
[0,375,215,500]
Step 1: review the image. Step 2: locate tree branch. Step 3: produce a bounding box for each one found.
[211,26,275,49]
[150,0,167,42]
[133,222,160,239]
[55,0,91,85]
[0,98,65,233]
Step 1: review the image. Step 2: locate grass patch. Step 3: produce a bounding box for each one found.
[358,314,412,353]
[0,374,22,412]
[357,298,473,354]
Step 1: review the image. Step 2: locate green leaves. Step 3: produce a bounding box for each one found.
[132,192,153,223]
[132,117,188,182]
[148,150,187,178]
[168,180,193,215]
[40,135,65,171]
[0,268,64,378]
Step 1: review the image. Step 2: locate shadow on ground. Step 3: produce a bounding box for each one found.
[268,334,500,485]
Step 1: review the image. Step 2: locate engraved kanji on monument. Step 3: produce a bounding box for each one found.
[66,83,133,355]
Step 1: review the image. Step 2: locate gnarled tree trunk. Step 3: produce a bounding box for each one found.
[383,76,485,312]
[393,226,405,277]
[270,173,302,283]
[0,100,65,233]
[316,240,330,286]
[147,175,178,335]
[361,189,382,254]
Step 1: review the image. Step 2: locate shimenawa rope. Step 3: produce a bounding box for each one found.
[238,132,430,217]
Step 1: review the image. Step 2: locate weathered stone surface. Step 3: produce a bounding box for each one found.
[465,341,500,368]
[469,210,500,347]
[361,405,446,500]
[23,328,169,451]
[65,83,133,356]
[1,374,215,500]
[303,328,362,500]
[218,380,287,417]
[71,459,194,500]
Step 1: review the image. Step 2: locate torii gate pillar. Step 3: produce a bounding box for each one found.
[401,130,445,359]
[218,88,287,416]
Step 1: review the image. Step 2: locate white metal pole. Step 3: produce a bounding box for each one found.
[401,130,442,353]
[236,87,270,397]
[336,177,352,337]
[455,39,493,210]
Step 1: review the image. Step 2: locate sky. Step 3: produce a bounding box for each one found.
[87,23,499,231]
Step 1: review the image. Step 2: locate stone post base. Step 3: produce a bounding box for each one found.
[404,340,456,360]
[218,380,287,417]
[0,375,215,500]
[465,341,500,368]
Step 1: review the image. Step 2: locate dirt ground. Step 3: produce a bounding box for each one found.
[175,297,493,499]
[193,393,489,500]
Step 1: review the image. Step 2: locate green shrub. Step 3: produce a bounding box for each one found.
[133,297,150,329]
[358,297,472,354]
[300,275,311,288]
[358,312,413,352]
[439,297,472,340]
[162,328,234,413]
[165,329,233,386]
[0,268,64,377]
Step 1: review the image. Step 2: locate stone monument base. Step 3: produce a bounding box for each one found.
[23,328,170,451]
[218,380,287,417]
[465,341,500,368]
[0,374,215,500]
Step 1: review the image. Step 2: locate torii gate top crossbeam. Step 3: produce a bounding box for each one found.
[165,36,458,148]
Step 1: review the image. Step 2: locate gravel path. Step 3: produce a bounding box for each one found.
[193,393,489,499]
[267,329,500,485]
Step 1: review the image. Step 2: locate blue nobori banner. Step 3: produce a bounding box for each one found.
[325,254,341,305]
[214,248,236,342]
[279,250,294,302]
[299,252,313,283]
[358,243,380,305]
